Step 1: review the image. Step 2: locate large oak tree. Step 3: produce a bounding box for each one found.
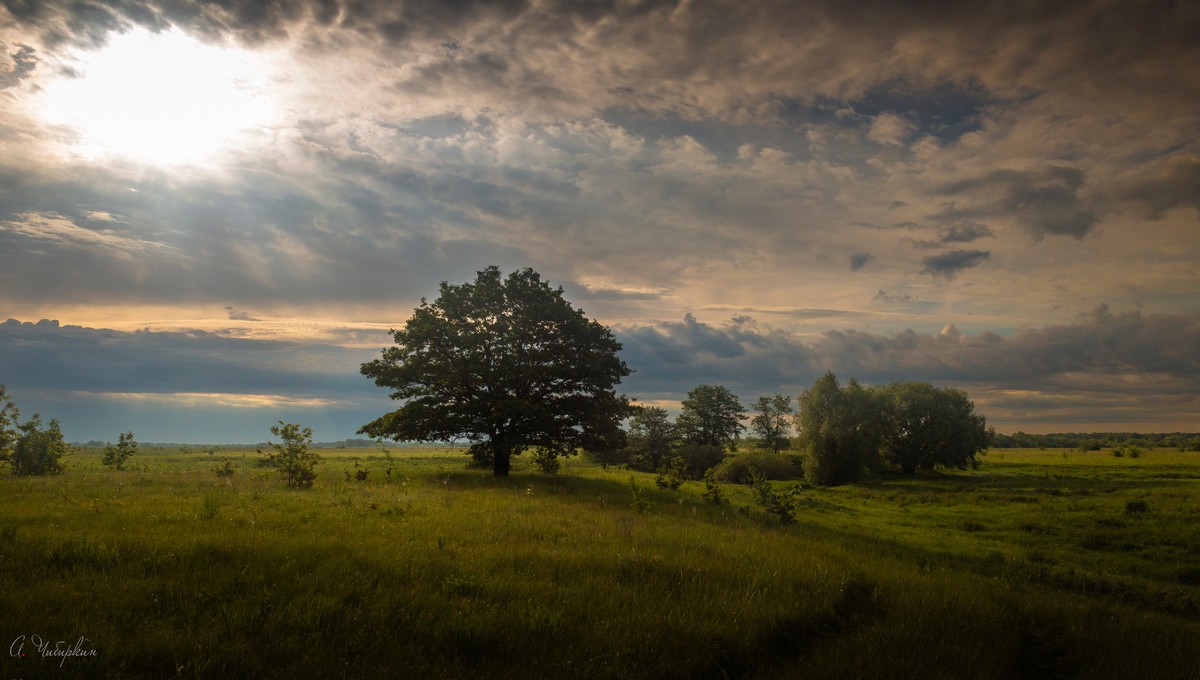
[359,267,632,477]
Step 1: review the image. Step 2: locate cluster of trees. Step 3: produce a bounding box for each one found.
[0,385,67,477]
[611,373,991,487]
[358,267,996,485]
[616,385,745,477]
[797,373,993,485]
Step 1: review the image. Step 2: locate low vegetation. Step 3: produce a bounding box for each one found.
[2,446,1200,678]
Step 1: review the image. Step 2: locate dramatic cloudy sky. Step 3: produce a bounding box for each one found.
[1,0,1197,442]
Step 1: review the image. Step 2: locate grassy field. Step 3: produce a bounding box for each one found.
[2,446,1199,679]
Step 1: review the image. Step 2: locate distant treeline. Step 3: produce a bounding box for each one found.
[991,432,1200,450]
[72,438,393,450]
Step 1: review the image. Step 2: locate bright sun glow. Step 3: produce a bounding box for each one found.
[37,26,278,165]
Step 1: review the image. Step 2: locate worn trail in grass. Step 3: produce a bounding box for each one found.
[2,447,1198,678]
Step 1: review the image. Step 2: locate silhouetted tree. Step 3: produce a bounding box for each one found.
[880,382,992,474]
[750,393,793,453]
[676,385,745,449]
[626,406,678,471]
[360,267,633,477]
[796,373,883,485]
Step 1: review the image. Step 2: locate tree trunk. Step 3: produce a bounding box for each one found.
[493,441,512,477]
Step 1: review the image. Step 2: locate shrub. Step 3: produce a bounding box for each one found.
[532,447,562,475]
[628,476,650,513]
[749,468,799,525]
[712,451,804,483]
[1125,499,1149,514]
[655,456,688,490]
[268,421,319,489]
[701,468,725,505]
[466,442,493,469]
[673,443,726,478]
[582,447,630,469]
[10,415,66,477]
[102,431,137,471]
[214,459,236,477]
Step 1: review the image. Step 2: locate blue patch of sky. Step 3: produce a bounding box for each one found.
[600,78,998,162]
[788,78,1001,146]
[860,79,998,144]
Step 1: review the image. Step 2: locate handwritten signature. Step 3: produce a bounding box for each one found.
[9,635,98,667]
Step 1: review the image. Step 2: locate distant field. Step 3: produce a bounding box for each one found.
[2,446,1199,679]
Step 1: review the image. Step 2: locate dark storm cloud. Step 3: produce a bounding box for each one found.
[919,249,990,279]
[4,307,1197,438]
[0,318,376,396]
[905,222,994,250]
[1122,154,1200,219]
[7,0,1195,122]
[933,166,1098,240]
[618,307,1200,402]
[815,305,1200,386]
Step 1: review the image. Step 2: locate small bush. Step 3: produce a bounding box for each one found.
[582,447,630,469]
[749,468,799,525]
[701,468,725,505]
[655,456,688,490]
[9,415,66,477]
[199,495,220,520]
[466,442,493,469]
[712,451,804,484]
[532,447,562,475]
[102,431,137,471]
[1125,499,1149,514]
[674,443,726,479]
[214,459,236,477]
[268,421,319,489]
[628,476,650,513]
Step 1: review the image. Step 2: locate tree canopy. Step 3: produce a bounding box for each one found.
[880,381,993,474]
[676,384,745,449]
[750,393,793,454]
[359,266,632,477]
[795,373,991,484]
[795,373,883,485]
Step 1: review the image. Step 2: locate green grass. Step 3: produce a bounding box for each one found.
[2,447,1199,678]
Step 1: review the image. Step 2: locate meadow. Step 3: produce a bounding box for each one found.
[2,446,1199,679]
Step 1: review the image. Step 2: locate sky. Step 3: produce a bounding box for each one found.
[1,0,1198,443]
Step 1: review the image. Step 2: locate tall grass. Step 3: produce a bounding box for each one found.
[1,447,1198,678]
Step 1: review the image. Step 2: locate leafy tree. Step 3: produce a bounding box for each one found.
[102,431,137,471]
[625,406,677,471]
[359,266,633,477]
[750,394,793,453]
[10,414,66,476]
[880,382,992,474]
[676,385,745,449]
[0,385,19,470]
[268,421,320,488]
[673,442,726,478]
[795,373,883,485]
[655,456,688,490]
